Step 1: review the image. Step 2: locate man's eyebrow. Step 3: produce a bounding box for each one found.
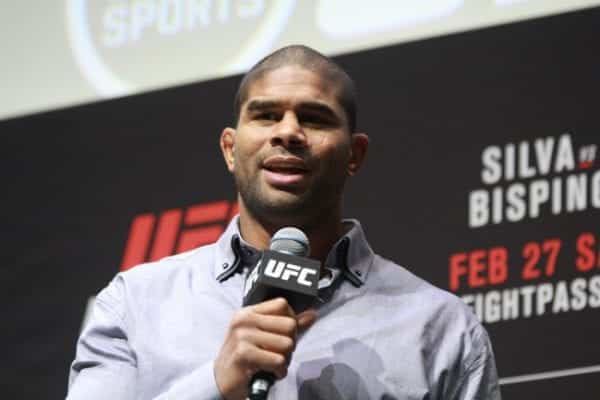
[245,99,281,113]
[244,99,342,122]
[296,101,339,119]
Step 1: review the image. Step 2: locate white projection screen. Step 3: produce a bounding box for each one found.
[1,0,598,120]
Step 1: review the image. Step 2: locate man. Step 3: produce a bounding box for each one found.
[68,45,501,399]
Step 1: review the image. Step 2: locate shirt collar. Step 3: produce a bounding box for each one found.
[324,219,373,287]
[213,216,374,287]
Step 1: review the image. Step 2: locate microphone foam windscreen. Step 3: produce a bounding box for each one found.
[270,227,310,257]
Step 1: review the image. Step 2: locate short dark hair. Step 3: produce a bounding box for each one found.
[233,45,357,132]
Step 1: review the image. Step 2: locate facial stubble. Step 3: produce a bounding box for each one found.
[233,149,350,231]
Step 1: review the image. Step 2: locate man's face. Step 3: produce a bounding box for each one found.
[221,65,365,227]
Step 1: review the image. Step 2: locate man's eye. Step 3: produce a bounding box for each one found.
[256,112,279,121]
[300,114,330,126]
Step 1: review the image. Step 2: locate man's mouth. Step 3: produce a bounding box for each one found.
[262,156,310,186]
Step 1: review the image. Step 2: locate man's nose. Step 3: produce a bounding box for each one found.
[270,111,307,148]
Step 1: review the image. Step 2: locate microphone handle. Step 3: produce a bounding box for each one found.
[247,371,275,400]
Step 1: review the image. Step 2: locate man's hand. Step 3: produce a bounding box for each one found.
[214,298,317,400]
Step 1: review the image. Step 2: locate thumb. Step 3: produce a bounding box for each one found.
[296,309,318,330]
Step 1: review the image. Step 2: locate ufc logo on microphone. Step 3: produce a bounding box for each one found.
[264,259,317,286]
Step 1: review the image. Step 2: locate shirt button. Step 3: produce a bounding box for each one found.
[355,270,362,276]
[222,263,229,269]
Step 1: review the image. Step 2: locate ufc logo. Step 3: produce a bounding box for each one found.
[264,259,317,287]
[120,200,238,271]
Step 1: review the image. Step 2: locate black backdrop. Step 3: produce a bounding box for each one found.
[3,7,600,398]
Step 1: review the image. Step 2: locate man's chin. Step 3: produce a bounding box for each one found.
[261,193,307,213]
[260,181,308,202]
[246,192,311,221]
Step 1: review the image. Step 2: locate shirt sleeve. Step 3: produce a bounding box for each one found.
[67,277,137,399]
[67,276,224,400]
[449,324,502,400]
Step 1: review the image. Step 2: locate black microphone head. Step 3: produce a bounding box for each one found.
[244,226,319,311]
[270,227,310,257]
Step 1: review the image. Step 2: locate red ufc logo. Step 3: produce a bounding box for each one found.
[120,200,238,271]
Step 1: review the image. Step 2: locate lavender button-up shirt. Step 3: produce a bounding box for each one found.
[68,217,501,399]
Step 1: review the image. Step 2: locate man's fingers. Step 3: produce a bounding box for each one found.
[244,329,296,354]
[237,344,289,379]
[253,314,297,337]
[252,307,317,335]
[241,300,317,341]
[251,297,294,317]
[216,300,315,399]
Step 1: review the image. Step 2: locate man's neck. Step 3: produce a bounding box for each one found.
[237,206,345,263]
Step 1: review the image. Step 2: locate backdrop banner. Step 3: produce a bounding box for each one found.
[3,7,599,398]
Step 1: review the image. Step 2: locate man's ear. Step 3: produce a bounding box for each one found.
[348,133,369,176]
[220,127,236,173]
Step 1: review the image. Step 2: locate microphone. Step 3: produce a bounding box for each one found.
[243,227,320,400]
